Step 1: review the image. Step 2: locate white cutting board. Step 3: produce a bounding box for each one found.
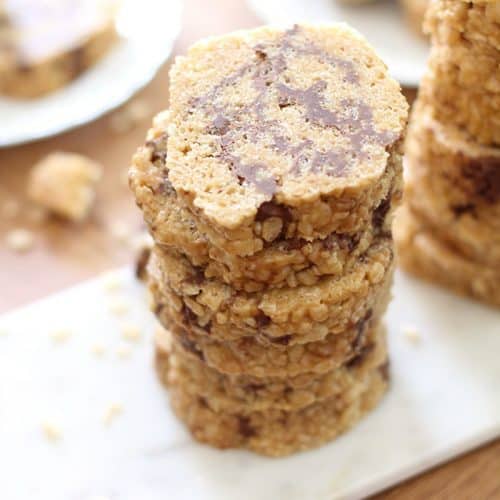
[0,268,499,500]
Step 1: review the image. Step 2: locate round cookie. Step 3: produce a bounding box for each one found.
[395,205,500,307]
[419,43,500,146]
[147,239,395,344]
[425,0,500,52]
[130,113,402,291]
[0,0,118,98]
[156,325,388,413]
[135,24,407,257]
[165,311,385,377]
[404,104,500,267]
[167,365,388,457]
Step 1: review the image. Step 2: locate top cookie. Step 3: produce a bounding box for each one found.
[166,24,408,240]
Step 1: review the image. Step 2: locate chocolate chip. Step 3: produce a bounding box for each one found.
[190,266,205,285]
[271,335,292,346]
[255,311,271,328]
[244,382,266,392]
[135,246,151,282]
[346,345,374,369]
[198,396,209,408]
[460,157,500,203]
[146,134,168,163]
[154,303,164,316]
[182,305,198,324]
[238,416,257,438]
[451,203,476,217]
[179,335,204,361]
[256,201,292,222]
[282,238,307,251]
[352,310,373,353]
[372,195,391,229]
[378,361,390,382]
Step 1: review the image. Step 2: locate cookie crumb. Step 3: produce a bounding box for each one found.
[402,324,421,344]
[102,403,123,426]
[116,344,132,359]
[108,298,129,316]
[28,152,102,222]
[5,228,34,253]
[42,420,62,442]
[0,327,8,337]
[121,324,142,342]
[50,328,72,344]
[2,199,20,218]
[101,271,123,292]
[90,343,106,357]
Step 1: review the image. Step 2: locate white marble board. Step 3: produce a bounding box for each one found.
[0,268,499,500]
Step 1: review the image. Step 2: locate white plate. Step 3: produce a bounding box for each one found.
[1,269,499,500]
[0,0,182,148]
[247,0,429,87]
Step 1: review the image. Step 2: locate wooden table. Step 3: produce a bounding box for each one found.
[1,0,498,497]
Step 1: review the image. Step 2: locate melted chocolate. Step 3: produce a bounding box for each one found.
[190,25,397,198]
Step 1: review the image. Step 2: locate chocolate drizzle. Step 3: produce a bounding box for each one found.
[188,25,397,199]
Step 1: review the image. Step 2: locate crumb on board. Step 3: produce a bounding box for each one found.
[401,324,421,344]
[90,343,106,357]
[49,328,72,344]
[108,298,130,316]
[116,344,132,359]
[27,152,102,222]
[5,228,35,253]
[121,324,142,342]
[101,271,123,292]
[42,420,62,442]
[102,403,123,426]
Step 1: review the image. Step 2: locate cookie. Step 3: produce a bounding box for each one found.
[166,307,387,377]
[134,24,407,257]
[0,0,118,98]
[395,205,500,307]
[404,104,500,267]
[419,43,500,146]
[400,0,430,37]
[156,325,388,413]
[130,113,402,291]
[425,0,500,52]
[167,363,388,457]
[148,238,395,344]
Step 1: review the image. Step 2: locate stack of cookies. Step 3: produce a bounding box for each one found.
[395,0,500,307]
[130,24,408,456]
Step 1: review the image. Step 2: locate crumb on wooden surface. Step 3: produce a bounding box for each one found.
[28,152,102,222]
[5,228,35,253]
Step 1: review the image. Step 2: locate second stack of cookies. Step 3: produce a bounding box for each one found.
[396,0,500,306]
[130,24,408,456]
